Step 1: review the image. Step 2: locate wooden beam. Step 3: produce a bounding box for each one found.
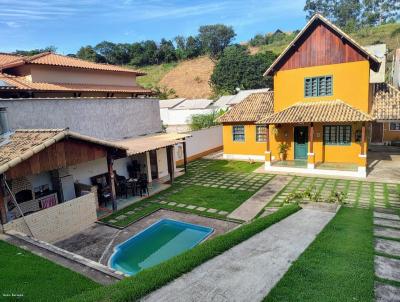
[0,175,7,224]
[182,141,188,173]
[361,122,366,155]
[107,153,117,212]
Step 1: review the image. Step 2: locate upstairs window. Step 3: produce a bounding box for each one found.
[305,76,333,97]
[324,125,351,145]
[232,125,245,142]
[256,125,267,142]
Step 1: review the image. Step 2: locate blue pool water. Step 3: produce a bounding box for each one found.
[108,219,214,275]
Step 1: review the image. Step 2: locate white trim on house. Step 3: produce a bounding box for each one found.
[222,154,265,161]
[264,164,367,178]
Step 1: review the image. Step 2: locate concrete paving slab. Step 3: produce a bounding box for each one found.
[375,226,400,240]
[228,176,292,221]
[375,255,400,282]
[375,238,400,257]
[375,282,400,302]
[142,209,335,302]
[374,212,400,221]
[196,207,206,212]
[375,218,400,229]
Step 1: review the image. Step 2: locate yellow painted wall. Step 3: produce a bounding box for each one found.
[222,124,266,156]
[268,123,366,165]
[274,61,370,113]
[383,123,400,142]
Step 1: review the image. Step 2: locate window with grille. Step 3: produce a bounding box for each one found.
[256,125,267,142]
[305,76,332,97]
[324,125,351,145]
[232,125,245,142]
[390,123,400,131]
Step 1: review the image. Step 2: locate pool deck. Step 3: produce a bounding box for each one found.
[55,209,239,266]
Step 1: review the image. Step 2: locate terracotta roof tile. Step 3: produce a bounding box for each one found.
[0,53,22,67]
[0,74,152,94]
[0,129,126,174]
[372,83,400,120]
[257,100,373,124]
[217,92,274,123]
[0,52,145,75]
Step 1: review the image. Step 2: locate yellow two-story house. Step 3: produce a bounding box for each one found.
[218,14,386,178]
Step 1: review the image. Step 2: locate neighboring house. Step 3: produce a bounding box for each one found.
[218,14,400,178]
[213,88,270,109]
[160,98,214,133]
[0,52,152,98]
[393,48,400,90]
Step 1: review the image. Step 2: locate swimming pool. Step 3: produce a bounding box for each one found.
[108,219,214,275]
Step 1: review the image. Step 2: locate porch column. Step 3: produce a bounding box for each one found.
[358,122,367,177]
[0,175,7,225]
[264,124,272,167]
[107,153,117,212]
[145,151,152,183]
[166,146,175,184]
[307,123,315,169]
[182,140,188,173]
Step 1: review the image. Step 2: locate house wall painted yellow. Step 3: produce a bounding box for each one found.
[222,124,266,156]
[274,61,370,113]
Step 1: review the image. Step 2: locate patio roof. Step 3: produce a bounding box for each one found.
[372,83,400,121]
[117,133,190,155]
[0,128,127,175]
[257,100,373,124]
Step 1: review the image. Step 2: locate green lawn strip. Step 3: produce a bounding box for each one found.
[383,183,391,208]
[375,251,400,261]
[166,185,254,212]
[68,204,300,302]
[375,235,400,243]
[370,182,376,208]
[375,276,400,288]
[264,207,374,302]
[199,159,264,173]
[0,241,100,302]
[354,181,363,208]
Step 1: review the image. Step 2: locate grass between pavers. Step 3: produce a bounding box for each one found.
[195,159,263,173]
[264,207,374,302]
[68,204,300,302]
[0,240,100,302]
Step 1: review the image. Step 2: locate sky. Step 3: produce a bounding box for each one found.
[0,0,307,54]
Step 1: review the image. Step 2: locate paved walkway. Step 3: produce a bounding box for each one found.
[373,209,400,302]
[142,209,335,302]
[228,175,292,221]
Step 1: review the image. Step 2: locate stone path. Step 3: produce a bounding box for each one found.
[268,176,400,209]
[373,210,400,302]
[141,209,335,302]
[228,175,292,221]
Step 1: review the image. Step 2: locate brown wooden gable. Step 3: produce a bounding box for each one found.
[6,138,108,179]
[278,22,366,72]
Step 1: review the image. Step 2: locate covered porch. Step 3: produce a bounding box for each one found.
[258,100,373,178]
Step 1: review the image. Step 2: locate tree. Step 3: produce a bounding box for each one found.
[210,45,276,95]
[189,110,226,131]
[14,46,57,56]
[157,39,177,63]
[152,85,177,99]
[76,46,106,63]
[198,24,236,59]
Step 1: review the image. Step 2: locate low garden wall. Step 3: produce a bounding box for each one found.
[2,193,97,243]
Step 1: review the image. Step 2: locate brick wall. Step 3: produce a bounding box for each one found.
[2,193,97,243]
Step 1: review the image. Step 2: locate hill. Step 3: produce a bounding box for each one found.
[137,23,399,99]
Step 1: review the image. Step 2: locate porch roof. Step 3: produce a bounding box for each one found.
[117,132,190,155]
[372,83,400,121]
[0,128,127,175]
[257,100,373,124]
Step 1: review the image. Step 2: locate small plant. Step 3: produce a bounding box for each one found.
[284,186,346,205]
[278,142,289,161]
[327,190,347,204]
[194,76,203,83]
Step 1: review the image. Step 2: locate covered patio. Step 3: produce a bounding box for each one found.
[258,100,373,178]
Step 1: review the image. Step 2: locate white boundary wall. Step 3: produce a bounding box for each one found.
[2,193,97,243]
[175,126,222,163]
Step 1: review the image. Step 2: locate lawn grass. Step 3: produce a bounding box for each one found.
[69,204,300,302]
[136,62,178,89]
[0,240,100,302]
[264,207,374,302]
[167,185,254,212]
[200,159,263,173]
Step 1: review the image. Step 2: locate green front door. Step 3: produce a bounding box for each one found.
[294,126,308,160]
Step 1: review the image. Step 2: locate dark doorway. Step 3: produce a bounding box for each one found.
[149,150,158,179]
